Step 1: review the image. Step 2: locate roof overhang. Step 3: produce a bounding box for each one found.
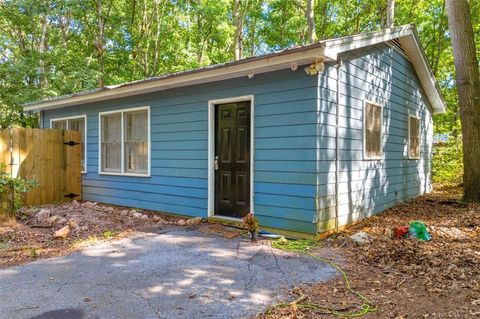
[24,24,445,114]
[322,24,445,114]
[23,44,328,111]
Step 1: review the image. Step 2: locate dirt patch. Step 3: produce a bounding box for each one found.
[259,186,480,318]
[0,200,193,268]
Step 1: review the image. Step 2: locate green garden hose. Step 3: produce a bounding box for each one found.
[267,238,377,317]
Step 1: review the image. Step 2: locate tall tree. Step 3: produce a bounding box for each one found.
[233,0,243,60]
[0,0,477,149]
[242,0,264,57]
[306,0,316,43]
[38,6,50,89]
[386,0,394,28]
[445,0,480,202]
[94,0,107,88]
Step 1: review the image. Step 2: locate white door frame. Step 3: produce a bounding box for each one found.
[207,95,255,218]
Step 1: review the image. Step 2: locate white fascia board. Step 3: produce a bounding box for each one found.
[322,25,413,60]
[399,32,446,114]
[24,46,326,112]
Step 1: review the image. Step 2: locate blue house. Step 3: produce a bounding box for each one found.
[25,25,445,237]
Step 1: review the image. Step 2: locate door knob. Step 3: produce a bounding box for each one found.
[214,156,219,170]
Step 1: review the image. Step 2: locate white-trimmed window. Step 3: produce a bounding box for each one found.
[408,115,420,159]
[99,106,150,176]
[364,101,383,159]
[51,115,87,173]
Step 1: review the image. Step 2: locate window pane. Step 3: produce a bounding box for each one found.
[68,118,83,131]
[365,103,382,158]
[365,130,373,157]
[409,117,420,158]
[68,118,86,172]
[101,113,121,172]
[51,120,67,130]
[124,110,148,174]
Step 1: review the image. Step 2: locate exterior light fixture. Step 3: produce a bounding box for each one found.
[304,58,325,75]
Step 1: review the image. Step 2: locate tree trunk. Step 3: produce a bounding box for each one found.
[446,0,480,202]
[58,8,71,50]
[431,1,447,76]
[38,14,49,89]
[249,15,256,56]
[95,0,105,88]
[306,0,316,44]
[386,0,395,28]
[141,0,149,77]
[233,0,242,60]
[152,0,165,76]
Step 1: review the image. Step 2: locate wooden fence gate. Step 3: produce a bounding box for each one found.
[0,128,82,209]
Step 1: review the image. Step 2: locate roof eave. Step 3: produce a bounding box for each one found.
[322,24,415,60]
[404,27,446,114]
[322,24,446,114]
[24,44,327,112]
[24,25,446,115]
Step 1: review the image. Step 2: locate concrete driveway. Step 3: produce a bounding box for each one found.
[0,227,337,319]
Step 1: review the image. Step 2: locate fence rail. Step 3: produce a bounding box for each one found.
[0,128,82,214]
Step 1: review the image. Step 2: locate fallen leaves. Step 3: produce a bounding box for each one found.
[340,194,480,293]
[261,185,480,318]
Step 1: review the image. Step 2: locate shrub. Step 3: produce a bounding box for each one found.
[432,136,463,185]
[0,164,37,218]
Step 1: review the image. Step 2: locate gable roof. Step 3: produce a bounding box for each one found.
[322,25,445,114]
[24,24,445,114]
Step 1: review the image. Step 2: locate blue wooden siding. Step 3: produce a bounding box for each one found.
[42,43,434,236]
[43,68,319,234]
[316,43,434,232]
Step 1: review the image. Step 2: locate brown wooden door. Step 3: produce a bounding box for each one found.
[214,101,251,218]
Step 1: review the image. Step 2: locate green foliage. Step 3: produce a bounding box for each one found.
[0,164,38,210]
[432,137,463,185]
[0,0,477,137]
[102,230,115,238]
[0,241,9,251]
[0,101,39,129]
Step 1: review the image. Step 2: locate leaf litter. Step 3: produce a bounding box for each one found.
[259,185,480,318]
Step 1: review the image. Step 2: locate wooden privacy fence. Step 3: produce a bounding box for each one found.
[0,128,82,210]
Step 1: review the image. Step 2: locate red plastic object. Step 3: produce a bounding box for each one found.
[393,226,410,239]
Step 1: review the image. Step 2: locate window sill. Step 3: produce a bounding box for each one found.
[98,171,151,178]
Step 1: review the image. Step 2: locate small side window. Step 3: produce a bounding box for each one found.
[408,116,420,159]
[364,101,383,159]
[51,119,67,130]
